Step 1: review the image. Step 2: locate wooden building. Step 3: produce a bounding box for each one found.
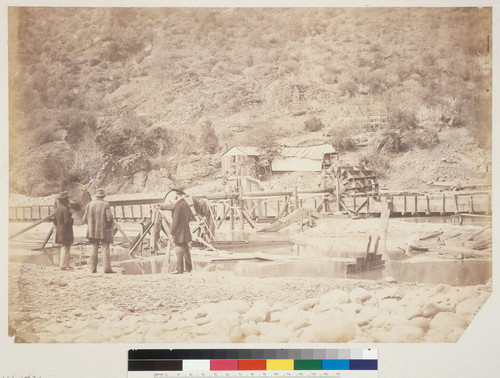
[271,144,338,172]
[221,146,260,177]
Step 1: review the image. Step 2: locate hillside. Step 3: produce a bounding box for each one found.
[8,7,492,197]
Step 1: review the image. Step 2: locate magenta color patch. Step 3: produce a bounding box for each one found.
[210,359,239,371]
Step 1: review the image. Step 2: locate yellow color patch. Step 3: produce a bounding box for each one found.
[266,359,295,370]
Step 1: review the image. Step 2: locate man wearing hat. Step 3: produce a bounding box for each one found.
[54,191,74,270]
[169,187,193,274]
[83,188,115,273]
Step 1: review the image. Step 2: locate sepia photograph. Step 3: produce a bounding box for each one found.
[3,2,498,377]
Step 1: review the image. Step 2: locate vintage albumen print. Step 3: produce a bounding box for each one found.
[8,7,492,346]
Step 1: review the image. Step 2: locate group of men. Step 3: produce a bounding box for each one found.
[53,187,193,274]
[54,188,115,273]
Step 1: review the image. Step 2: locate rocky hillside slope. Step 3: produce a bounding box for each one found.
[8,7,491,197]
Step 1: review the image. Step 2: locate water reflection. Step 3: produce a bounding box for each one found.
[10,218,492,286]
[233,258,491,286]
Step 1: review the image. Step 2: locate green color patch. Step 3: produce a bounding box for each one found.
[294,359,323,370]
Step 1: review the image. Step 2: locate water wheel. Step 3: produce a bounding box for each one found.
[336,166,379,195]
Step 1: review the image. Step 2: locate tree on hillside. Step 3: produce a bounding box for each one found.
[304,116,324,132]
[246,123,278,150]
[199,120,219,154]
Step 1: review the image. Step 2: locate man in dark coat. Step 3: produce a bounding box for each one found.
[83,188,115,273]
[170,188,193,274]
[54,191,74,270]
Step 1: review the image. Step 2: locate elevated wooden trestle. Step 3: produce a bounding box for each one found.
[8,182,492,258]
[9,189,491,224]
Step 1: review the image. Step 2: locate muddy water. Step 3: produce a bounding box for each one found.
[233,258,491,286]
[9,220,492,286]
[400,215,491,227]
[203,227,492,286]
[117,228,491,286]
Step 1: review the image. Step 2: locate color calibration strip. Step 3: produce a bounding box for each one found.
[128,349,378,377]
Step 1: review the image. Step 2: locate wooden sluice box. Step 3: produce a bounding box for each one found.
[346,253,385,274]
[340,190,491,216]
[346,235,385,274]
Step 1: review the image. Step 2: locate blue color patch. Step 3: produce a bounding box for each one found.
[322,359,350,370]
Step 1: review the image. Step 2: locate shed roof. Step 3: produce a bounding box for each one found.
[280,144,337,160]
[221,146,260,157]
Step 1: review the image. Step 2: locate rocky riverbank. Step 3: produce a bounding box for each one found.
[8,260,491,343]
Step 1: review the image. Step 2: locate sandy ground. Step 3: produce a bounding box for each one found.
[8,216,492,344]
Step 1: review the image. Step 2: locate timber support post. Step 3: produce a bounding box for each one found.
[293,186,299,211]
[335,174,340,212]
[230,199,234,230]
[238,178,244,230]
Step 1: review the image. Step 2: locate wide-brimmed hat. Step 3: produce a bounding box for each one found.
[95,188,106,198]
[57,191,70,200]
[164,187,187,204]
[169,187,186,195]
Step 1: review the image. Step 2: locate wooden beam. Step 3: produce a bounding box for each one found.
[40,225,55,249]
[466,227,490,241]
[129,221,154,255]
[9,213,55,240]
[355,198,368,213]
[275,197,289,221]
[113,221,133,244]
[338,199,354,215]
[242,209,257,229]
[216,205,232,229]
[419,231,443,241]
[373,236,380,254]
[365,235,372,256]
[230,199,234,230]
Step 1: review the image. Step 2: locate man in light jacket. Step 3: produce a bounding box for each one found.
[83,188,115,273]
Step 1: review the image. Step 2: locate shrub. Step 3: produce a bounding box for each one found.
[97,110,176,161]
[31,124,61,146]
[338,75,358,97]
[328,125,356,152]
[304,116,324,132]
[410,129,440,149]
[388,107,419,131]
[246,123,278,149]
[374,129,407,153]
[364,69,388,94]
[66,134,103,186]
[12,142,74,196]
[358,151,390,179]
[171,130,196,155]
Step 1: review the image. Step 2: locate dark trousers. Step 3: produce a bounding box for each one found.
[175,243,192,273]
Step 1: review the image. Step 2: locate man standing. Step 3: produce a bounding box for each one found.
[54,191,74,271]
[170,188,193,274]
[83,188,115,274]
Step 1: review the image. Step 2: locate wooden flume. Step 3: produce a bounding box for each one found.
[8,172,492,269]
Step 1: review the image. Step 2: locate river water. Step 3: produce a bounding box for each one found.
[8,218,492,286]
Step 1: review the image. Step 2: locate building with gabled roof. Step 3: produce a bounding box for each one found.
[220,146,260,177]
[271,144,338,172]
